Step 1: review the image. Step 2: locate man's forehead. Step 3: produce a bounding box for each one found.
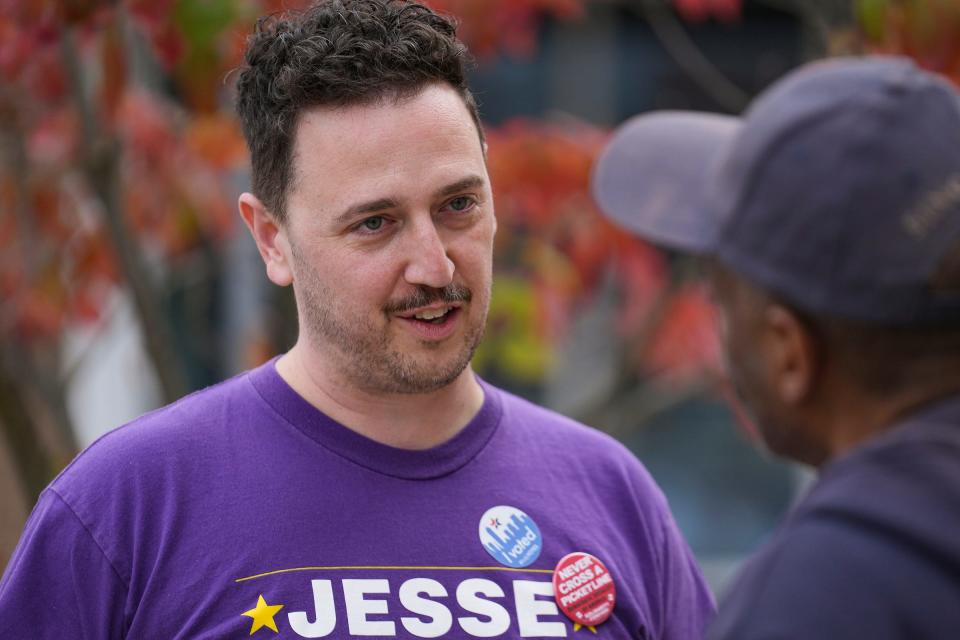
[279,85,489,232]
[292,84,476,139]
[298,89,471,149]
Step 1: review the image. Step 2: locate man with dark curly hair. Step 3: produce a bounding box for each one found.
[0,2,714,637]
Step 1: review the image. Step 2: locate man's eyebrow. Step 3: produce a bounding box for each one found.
[435,175,486,198]
[333,175,486,226]
[334,197,399,226]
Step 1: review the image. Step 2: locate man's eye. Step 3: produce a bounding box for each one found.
[448,196,474,212]
[361,216,384,231]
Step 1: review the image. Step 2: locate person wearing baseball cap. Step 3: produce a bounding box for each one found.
[593,56,960,638]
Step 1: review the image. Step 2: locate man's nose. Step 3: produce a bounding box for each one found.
[403,221,455,288]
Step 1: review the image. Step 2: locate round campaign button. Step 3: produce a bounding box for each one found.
[479,505,543,568]
[553,552,616,629]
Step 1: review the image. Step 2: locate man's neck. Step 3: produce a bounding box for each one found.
[274,343,485,450]
[820,385,960,464]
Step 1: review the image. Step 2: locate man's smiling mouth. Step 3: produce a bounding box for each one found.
[414,306,453,323]
[398,304,461,325]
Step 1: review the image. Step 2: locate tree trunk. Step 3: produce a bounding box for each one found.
[0,360,56,506]
[60,27,189,404]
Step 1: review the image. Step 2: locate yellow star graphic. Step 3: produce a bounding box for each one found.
[242,594,284,635]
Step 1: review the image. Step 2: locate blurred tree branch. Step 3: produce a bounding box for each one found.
[637,0,751,112]
[0,360,53,505]
[60,22,188,403]
[0,91,75,501]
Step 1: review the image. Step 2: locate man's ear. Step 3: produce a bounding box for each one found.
[238,192,294,287]
[764,304,818,406]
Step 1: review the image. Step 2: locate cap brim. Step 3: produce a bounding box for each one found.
[592,111,740,254]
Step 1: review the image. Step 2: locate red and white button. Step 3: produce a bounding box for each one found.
[553,552,616,630]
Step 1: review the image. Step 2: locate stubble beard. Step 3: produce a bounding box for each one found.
[293,255,488,395]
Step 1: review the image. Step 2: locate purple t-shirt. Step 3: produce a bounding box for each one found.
[0,361,713,639]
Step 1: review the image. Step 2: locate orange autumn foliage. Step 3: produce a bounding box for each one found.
[485,118,719,381]
[856,0,960,86]
[0,0,743,386]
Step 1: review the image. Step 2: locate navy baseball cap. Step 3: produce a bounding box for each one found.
[593,56,960,327]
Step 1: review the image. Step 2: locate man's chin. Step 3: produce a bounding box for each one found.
[757,422,828,468]
[345,345,476,395]
[395,353,476,394]
[371,367,469,395]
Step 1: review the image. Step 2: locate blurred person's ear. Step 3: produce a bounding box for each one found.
[763,304,818,406]
[238,192,294,287]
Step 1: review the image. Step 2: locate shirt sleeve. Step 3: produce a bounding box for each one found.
[0,489,128,639]
[656,499,717,640]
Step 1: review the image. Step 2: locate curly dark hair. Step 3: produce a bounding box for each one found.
[235,0,482,222]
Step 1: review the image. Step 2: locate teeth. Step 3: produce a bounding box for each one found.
[414,306,451,320]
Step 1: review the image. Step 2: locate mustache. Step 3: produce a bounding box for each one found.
[384,284,472,315]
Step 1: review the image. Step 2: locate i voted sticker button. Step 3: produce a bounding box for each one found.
[479,505,543,568]
[553,552,616,630]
